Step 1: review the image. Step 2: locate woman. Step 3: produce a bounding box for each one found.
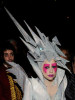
[23,58,67,100]
[5,8,75,100]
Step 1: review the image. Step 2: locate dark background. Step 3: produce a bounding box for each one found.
[0,0,75,53]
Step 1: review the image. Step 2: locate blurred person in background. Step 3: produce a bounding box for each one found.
[0,41,26,99]
[71,53,75,74]
[8,38,37,78]
[60,46,72,72]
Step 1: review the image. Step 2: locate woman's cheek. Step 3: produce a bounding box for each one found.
[53,67,57,73]
[43,67,47,73]
[43,64,50,73]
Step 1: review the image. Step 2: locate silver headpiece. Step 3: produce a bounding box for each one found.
[5,7,70,82]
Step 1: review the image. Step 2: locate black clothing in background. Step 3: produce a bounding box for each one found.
[65,70,75,100]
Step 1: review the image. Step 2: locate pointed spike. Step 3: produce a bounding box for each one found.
[35,26,43,38]
[4,7,36,46]
[35,26,43,37]
[35,26,47,42]
[57,61,71,72]
[55,45,66,57]
[52,36,61,46]
[20,37,35,53]
[24,20,42,44]
[27,54,44,82]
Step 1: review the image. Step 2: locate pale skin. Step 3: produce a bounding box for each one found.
[4,49,14,62]
[41,59,58,97]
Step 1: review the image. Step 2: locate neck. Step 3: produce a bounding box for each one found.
[44,79,54,87]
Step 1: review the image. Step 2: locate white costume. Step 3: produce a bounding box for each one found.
[5,8,71,100]
[23,69,67,100]
[7,62,27,92]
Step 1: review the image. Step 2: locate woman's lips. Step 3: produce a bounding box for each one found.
[48,74,54,77]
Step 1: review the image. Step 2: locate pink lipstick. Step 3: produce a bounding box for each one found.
[48,74,54,77]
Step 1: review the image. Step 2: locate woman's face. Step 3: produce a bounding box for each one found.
[42,59,57,81]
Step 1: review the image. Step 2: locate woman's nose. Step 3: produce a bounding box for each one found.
[49,67,53,73]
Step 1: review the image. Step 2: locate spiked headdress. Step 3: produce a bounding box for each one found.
[5,7,70,83]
